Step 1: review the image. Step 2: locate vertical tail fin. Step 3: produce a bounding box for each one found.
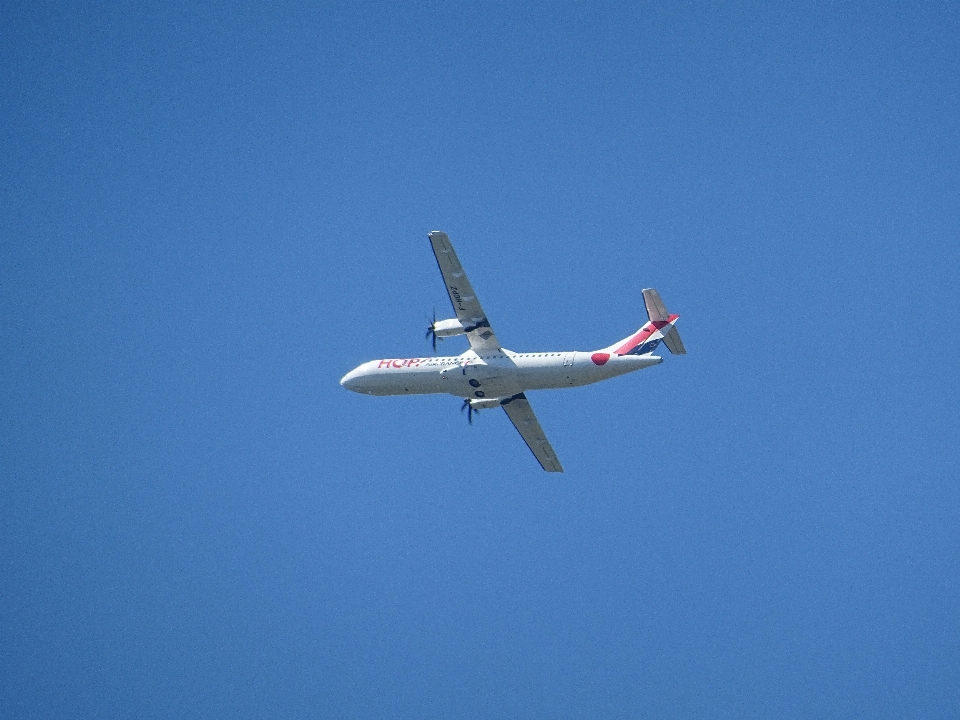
[643,288,686,354]
[600,288,687,355]
[642,288,670,322]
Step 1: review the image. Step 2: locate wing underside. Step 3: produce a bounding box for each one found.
[428,231,501,354]
[428,232,560,472]
[501,393,563,473]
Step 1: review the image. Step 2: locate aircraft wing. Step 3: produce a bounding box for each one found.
[501,393,563,473]
[428,231,502,354]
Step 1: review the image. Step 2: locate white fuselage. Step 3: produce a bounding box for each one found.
[340,349,662,400]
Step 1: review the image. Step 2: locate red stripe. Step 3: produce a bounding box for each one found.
[613,320,670,354]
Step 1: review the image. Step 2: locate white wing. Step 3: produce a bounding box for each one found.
[501,393,563,473]
[428,231,502,354]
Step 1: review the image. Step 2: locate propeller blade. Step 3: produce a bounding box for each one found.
[425,309,439,353]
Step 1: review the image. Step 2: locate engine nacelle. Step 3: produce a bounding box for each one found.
[432,318,465,337]
[466,397,505,410]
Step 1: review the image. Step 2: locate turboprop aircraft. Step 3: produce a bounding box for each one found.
[340,231,686,472]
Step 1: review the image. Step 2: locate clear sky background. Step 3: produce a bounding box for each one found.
[2,2,958,718]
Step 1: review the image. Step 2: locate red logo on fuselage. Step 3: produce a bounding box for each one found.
[377,358,424,369]
[591,353,610,365]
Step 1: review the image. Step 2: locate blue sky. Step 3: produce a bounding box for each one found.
[2,2,958,718]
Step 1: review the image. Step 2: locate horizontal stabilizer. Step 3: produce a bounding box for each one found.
[642,288,670,322]
[662,325,687,355]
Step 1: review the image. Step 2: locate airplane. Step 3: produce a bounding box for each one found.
[340,231,686,472]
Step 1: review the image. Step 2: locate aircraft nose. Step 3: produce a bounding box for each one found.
[340,368,363,392]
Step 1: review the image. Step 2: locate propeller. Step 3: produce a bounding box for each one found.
[424,309,439,352]
[461,398,478,424]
